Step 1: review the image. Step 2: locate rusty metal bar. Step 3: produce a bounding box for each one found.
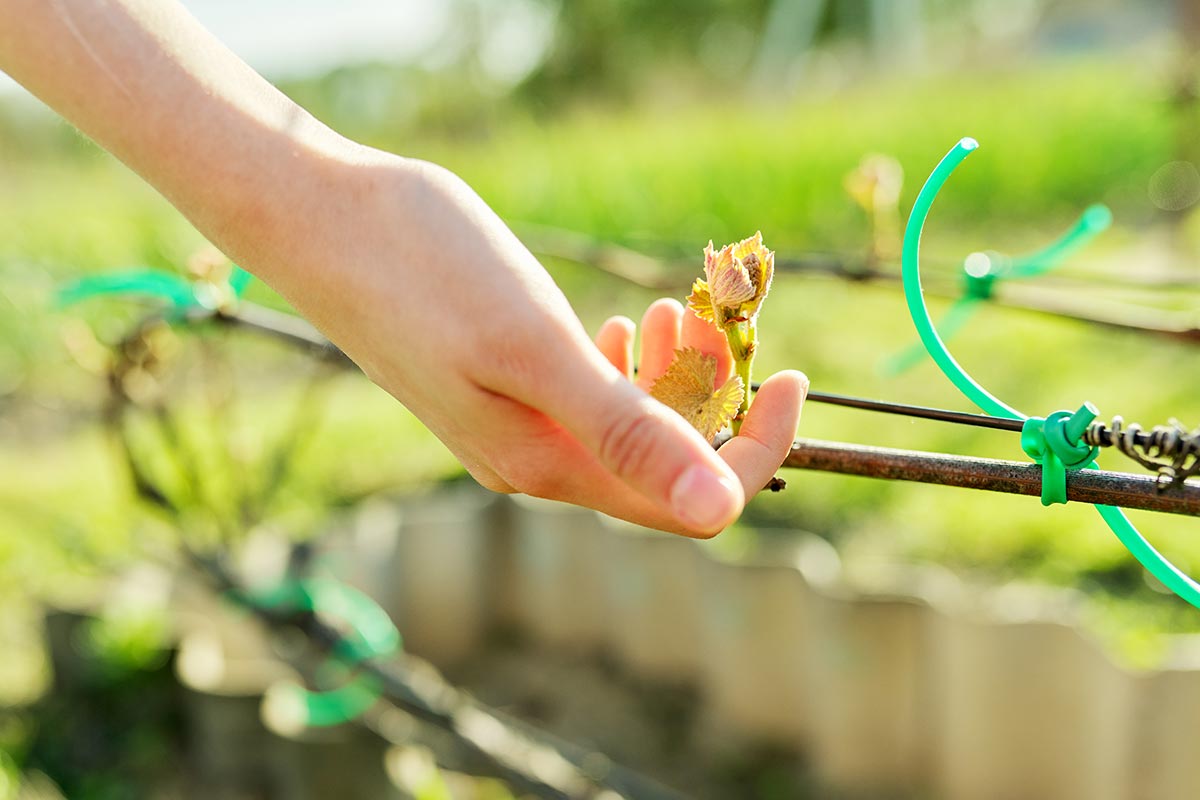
[783,438,1200,517]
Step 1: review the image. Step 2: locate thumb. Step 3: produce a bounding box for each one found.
[510,340,746,533]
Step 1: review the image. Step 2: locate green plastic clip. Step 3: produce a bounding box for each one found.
[1019,404,1100,505]
[57,270,199,310]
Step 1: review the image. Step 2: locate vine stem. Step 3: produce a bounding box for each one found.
[725,321,756,435]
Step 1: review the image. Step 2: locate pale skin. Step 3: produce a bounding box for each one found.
[0,0,807,536]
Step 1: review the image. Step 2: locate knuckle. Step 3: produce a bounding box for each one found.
[598,410,660,484]
[474,331,541,391]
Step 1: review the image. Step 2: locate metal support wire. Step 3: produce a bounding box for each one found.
[213,303,351,365]
[794,389,1200,486]
[1085,416,1200,486]
[802,389,1025,432]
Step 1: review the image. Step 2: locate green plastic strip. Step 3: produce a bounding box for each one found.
[304,578,400,664]
[1009,204,1112,279]
[58,265,251,311]
[270,674,382,728]
[229,265,253,296]
[243,577,402,727]
[885,202,1111,376]
[57,271,198,309]
[902,139,1019,419]
[903,138,1200,610]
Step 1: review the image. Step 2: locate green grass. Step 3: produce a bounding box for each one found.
[413,56,1174,254]
[2,51,1200,671]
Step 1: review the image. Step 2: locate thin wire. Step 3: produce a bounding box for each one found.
[520,223,1194,293]
[800,389,1025,432]
[1085,416,1200,486]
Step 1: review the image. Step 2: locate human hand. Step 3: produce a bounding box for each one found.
[594,297,808,514]
[264,155,805,538]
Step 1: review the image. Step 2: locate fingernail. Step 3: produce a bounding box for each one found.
[670,465,740,532]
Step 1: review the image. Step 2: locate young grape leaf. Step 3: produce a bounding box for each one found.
[649,347,745,441]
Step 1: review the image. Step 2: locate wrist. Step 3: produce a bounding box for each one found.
[221,137,436,320]
[197,126,375,284]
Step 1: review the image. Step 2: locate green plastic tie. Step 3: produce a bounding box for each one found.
[57,265,254,310]
[962,265,998,301]
[228,266,253,296]
[903,138,1200,611]
[241,577,401,727]
[57,270,199,310]
[271,677,382,728]
[1009,203,1112,279]
[885,295,982,375]
[1020,404,1100,505]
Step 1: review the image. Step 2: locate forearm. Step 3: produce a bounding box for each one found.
[0,0,362,280]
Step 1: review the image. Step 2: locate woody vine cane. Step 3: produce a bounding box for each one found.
[902,137,1200,611]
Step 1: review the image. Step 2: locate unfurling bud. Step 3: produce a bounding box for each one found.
[688,231,775,327]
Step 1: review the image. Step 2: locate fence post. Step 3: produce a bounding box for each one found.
[379,486,501,668]
[928,586,1135,800]
[501,496,615,652]
[801,581,931,792]
[694,535,814,746]
[1126,637,1200,800]
[599,517,706,682]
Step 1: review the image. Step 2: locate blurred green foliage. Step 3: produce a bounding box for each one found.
[250,55,1177,266]
[0,612,182,800]
[515,0,773,105]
